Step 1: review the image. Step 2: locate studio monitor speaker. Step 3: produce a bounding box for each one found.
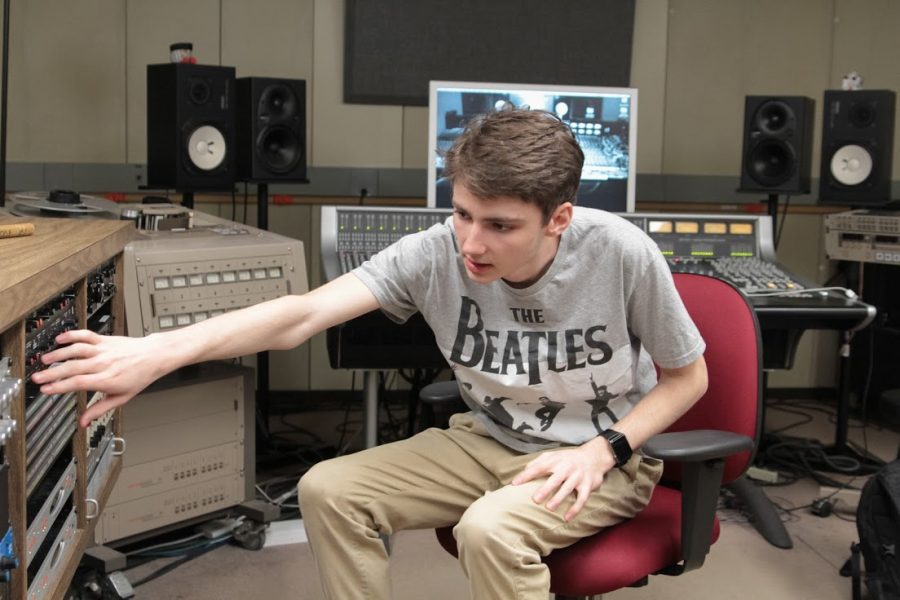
[146,63,236,191]
[739,96,815,194]
[236,77,307,182]
[819,89,895,206]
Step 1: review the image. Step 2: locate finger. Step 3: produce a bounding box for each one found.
[40,341,100,366]
[55,329,101,346]
[512,457,549,486]
[38,372,102,396]
[564,482,592,522]
[32,358,92,387]
[30,362,63,385]
[545,476,579,512]
[81,395,125,428]
[532,470,567,504]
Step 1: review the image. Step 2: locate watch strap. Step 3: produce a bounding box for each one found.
[600,429,633,468]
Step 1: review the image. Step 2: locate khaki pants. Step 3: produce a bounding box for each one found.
[297,413,662,600]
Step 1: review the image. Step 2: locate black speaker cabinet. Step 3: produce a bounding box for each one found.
[850,262,900,422]
[236,77,307,182]
[739,96,815,194]
[819,89,896,206]
[146,63,236,191]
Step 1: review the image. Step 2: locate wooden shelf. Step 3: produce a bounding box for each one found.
[0,216,132,599]
[0,217,135,332]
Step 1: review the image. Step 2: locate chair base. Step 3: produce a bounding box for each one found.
[727,475,793,549]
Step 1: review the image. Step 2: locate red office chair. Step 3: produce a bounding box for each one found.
[419,273,762,599]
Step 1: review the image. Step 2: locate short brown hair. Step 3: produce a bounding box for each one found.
[440,109,584,221]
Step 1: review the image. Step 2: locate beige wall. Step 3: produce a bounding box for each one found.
[5,0,890,390]
[5,0,899,175]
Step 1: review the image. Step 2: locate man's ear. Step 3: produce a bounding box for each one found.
[546,202,573,236]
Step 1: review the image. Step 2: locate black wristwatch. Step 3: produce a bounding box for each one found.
[600,429,633,468]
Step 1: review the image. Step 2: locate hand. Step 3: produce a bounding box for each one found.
[511,438,616,521]
[30,330,169,427]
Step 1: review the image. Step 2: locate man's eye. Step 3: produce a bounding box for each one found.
[455,210,471,220]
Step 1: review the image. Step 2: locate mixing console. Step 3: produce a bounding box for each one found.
[668,256,806,294]
[322,207,450,282]
[617,212,821,295]
[322,208,811,295]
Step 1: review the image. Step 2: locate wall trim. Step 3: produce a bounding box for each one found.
[4,162,897,207]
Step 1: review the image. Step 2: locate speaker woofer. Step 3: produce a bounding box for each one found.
[747,139,796,186]
[256,125,301,173]
[829,144,873,186]
[259,84,298,120]
[186,125,227,171]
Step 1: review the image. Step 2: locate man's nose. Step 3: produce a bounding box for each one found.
[462,224,487,255]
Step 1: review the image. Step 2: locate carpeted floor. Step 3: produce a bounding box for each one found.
[117,402,898,599]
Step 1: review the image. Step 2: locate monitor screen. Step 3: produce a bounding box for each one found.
[427,81,638,212]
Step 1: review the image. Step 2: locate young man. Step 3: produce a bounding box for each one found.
[34,109,707,600]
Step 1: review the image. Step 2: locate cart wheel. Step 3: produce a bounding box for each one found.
[234,520,267,551]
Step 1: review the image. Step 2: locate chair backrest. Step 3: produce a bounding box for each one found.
[665,273,762,485]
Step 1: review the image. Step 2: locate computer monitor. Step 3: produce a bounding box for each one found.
[427,81,638,212]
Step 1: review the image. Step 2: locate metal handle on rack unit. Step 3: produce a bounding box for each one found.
[84,498,99,520]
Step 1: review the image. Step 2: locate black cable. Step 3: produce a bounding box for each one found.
[130,537,230,588]
[767,397,880,431]
[378,371,405,442]
[124,533,205,558]
[823,260,849,288]
[833,511,857,523]
[335,372,360,454]
[243,183,248,224]
[272,414,328,445]
[775,194,791,248]
[757,434,866,487]
[765,403,815,434]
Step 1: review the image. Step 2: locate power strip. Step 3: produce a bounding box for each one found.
[746,466,779,484]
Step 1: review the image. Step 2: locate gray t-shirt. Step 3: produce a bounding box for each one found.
[353,207,705,453]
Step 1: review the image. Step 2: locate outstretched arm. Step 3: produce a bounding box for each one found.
[32,273,379,426]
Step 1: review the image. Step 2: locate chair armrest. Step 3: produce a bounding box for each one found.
[642,430,755,462]
[418,381,467,429]
[419,381,462,405]
[642,430,755,575]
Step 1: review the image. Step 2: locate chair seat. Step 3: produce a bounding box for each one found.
[434,485,721,596]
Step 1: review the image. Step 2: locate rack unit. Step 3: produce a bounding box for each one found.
[0,216,133,600]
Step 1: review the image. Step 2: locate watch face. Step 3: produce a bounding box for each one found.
[603,430,632,466]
